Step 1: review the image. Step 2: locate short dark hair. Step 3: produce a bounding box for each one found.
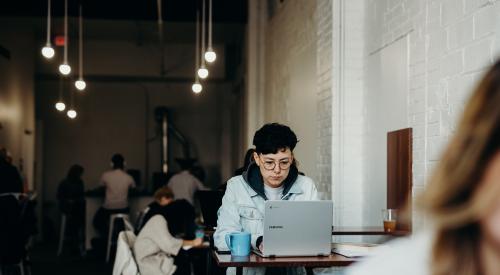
[111,154,125,168]
[252,123,298,154]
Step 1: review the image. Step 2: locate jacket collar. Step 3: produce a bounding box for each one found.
[242,162,300,200]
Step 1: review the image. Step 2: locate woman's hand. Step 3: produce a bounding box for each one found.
[183,237,203,247]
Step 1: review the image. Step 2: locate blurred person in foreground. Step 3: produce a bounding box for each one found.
[347,59,500,275]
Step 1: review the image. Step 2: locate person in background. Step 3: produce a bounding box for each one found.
[57,164,86,249]
[134,186,202,275]
[167,158,207,205]
[214,123,319,275]
[233,148,255,176]
[93,153,135,237]
[347,59,500,275]
[189,165,206,183]
[0,147,23,194]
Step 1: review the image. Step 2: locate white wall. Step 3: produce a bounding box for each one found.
[247,0,331,197]
[364,0,500,230]
[363,37,409,225]
[327,0,500,231]
[0,19,36,190]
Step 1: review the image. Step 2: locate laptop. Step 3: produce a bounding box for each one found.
[255,200,333,257]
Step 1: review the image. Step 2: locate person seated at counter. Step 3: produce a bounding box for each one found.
[0,147,23,194]
[57,164,86,249]
[93,153,136,237]
[214,123,319,275]
[134,186,202,275]
[167,158,208,206]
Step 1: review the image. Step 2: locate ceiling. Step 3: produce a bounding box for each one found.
[0,0,247,24]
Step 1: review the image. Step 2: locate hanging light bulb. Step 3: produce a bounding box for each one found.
[67,109,77,119]
[75,79,86,90]
[204,47,216,63]
[197,65,209,79]
[74,5,86,91]
[42,44,55,59]
[59,63,71,75]
[55,101,66,111]
[197,0,209,79]
[192,81,202,93]
[41,0,55,59]
[192,11,203,94]
[66,81,78,119]
[204,0,216,63]
[59,0,71,76]
[55,76,66,111]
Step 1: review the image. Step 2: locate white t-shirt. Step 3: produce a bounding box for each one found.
[264,184,284,200]
[167,170,206,205]
[100,169,135,209]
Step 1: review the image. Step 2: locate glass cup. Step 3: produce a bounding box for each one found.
[382,209,397,232]
[195,227,205,239]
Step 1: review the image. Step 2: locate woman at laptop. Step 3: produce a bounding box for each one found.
[214,123,319,275]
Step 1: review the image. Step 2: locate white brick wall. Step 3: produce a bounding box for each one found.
[361,0,500,231]
[317,0,333,199]
[252,0,331,198]
[247,0,500,234]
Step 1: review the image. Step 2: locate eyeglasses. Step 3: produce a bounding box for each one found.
[259,155,292,171]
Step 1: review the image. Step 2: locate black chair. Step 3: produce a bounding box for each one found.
[0,193,36,275]
[196,191,224,229]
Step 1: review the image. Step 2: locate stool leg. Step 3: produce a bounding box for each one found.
[57,215,66,256]
[106,216,115,262]
[18,262,24,275]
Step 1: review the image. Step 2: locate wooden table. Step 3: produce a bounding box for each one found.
[212,250,355,275]
[332,226,409,236]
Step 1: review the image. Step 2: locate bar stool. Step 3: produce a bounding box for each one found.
[106,213,133,262]
[57,214,67,256]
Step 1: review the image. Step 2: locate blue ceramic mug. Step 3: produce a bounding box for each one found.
[225,232,251,256]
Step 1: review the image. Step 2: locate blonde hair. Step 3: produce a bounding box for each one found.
[419,60,500,275]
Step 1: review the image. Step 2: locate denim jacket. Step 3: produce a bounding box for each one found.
[214,163,319,275]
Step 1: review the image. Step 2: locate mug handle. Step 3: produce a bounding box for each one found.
[225,234,232,251]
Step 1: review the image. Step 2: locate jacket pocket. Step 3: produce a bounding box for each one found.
[238,205,263,233]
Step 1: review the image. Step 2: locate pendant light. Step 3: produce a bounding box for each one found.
[55,76,66,111]
[197,0,208,79]
[74,5,86,91]
[204,0,216,63]
[41,0,55,59]
[192,11,202,94]
[58,0,71,75]
[66,83,77,119]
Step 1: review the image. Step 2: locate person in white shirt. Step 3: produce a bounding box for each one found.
[93,153,136,237]
[167,158,207,205]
